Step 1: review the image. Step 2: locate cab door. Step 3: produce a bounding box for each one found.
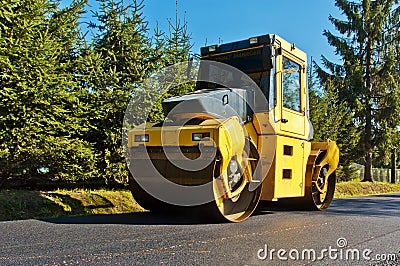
[279,53,306,137]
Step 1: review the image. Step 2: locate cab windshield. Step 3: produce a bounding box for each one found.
[198,46,273,102]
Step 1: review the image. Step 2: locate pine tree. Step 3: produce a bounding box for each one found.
[309,64,361,180]
[0,0,97,186]
[147,9,194,123]
[81,0,156,185]
[316,0,400,181]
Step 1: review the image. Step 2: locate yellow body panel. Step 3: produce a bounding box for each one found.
[244,121,259,147]
[128,117,246,186]
[312,140,340,179]
[274,137,308,198]
[129,121,219,148]
[260,136,311,200]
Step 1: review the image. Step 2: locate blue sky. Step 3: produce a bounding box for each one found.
[141,0,343,64]
[78,0,343,64]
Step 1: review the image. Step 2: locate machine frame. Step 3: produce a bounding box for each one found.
[127,34,339,222]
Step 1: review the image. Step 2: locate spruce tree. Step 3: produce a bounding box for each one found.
[147,10,194,122]
[82,0,155,185]
[0,0,97,185]
[309,75,361,181]
[316,0,400,181]
[83,0,194,185]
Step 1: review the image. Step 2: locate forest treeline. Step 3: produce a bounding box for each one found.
[0,0,192,188]
[0,0,399,188]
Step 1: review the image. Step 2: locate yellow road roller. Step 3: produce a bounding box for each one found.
[127,34,339,222]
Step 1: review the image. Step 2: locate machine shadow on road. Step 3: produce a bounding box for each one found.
[40,193,399,225]
[41,212,222,225]
[41,208,276,226]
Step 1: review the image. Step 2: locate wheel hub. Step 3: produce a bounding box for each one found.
[314,167,328,202]
[227,158,243,202]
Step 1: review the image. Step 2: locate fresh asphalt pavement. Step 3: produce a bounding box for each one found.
[0,193,399,265]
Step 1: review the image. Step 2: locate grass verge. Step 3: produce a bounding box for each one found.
[0,189,144,221]
[335,181,400,198]
[1,182,399,221]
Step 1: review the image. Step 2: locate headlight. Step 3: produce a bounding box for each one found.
[192,132,210,141]
[134,134,149,142]
[229,159,238,174]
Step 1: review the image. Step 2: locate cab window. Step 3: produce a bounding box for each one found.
[282,57,301,112]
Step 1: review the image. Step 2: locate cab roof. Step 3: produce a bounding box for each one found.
[201,34,307,63]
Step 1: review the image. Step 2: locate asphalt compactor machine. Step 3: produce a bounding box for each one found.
[128,34,339,222]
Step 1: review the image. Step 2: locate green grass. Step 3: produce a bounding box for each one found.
[1,182,399,221]
[335,181,400,198]
[0,189,145,221]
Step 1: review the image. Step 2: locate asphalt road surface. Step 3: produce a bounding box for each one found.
[0,193,399,265]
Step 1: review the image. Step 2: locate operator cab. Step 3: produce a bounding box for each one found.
[200,34,312,140]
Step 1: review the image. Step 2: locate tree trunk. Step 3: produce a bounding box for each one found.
[363,147,374,182]
[391,149,396,184]
[363,108,373,182]
[362,33,374,182]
